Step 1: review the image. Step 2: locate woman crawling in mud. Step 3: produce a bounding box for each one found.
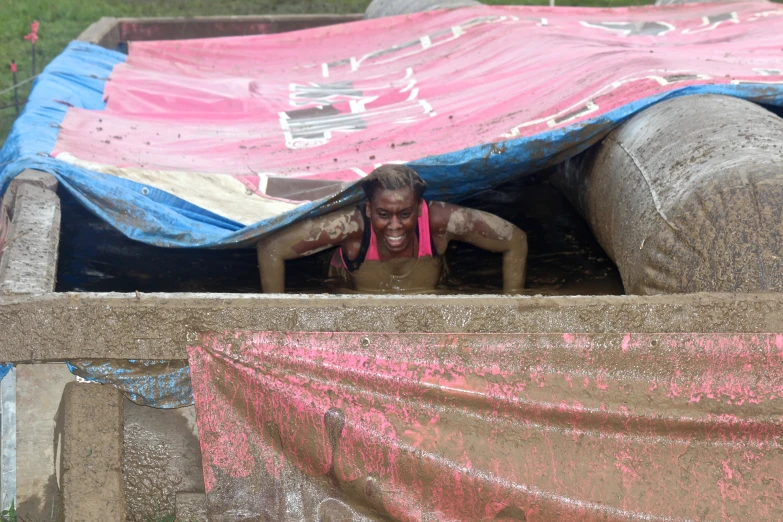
[256,164,527,293]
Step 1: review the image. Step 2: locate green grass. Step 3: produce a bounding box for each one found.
[0,0,657,147]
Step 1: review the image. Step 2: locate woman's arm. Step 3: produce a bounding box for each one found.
[430,202,528,293]
[256,207,363,293]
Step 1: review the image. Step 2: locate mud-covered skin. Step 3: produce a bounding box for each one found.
[431,201,527,293]
[337,256,445,294]
[256,188,527,293]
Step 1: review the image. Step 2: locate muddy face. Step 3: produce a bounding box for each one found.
[366,187,420,259]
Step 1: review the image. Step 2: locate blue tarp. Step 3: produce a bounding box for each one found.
[3,41,783,248]
[66,360,193,408]
[2,21,783,407]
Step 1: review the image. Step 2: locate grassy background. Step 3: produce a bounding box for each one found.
[0,0,656,146]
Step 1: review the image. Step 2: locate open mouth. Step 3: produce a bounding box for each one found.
[385,234,406,249]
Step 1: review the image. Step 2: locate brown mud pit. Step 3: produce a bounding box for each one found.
[55,172,622,296]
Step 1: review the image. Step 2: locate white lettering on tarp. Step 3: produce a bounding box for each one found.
[299,16,520,148]
[580,21,675,37]
[580,8,778,37]
[282,69,434,149]
[280,104,369,149]
[726,68,783,85]
[547,101,598,128]
[731,78,783,86]
[400,70,417,93]
[289,82,364,107]
[681,12,738,34]
[747,9,783,21]
[320,16,517,76]
[291,69,415,108]
[652,73,712,86]
[502,71,712,138]
[754,69,783,76]
[279,100,434,149]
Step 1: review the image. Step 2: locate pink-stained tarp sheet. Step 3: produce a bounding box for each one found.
[188,331,783,521]
[53,2,783,228]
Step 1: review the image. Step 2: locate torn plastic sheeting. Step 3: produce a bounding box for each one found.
[2,3,783,248]
[188,331,783,521]
[66,360,193,408]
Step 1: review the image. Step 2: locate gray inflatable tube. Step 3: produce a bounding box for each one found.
[552,94,783,295]
[365,0,481,19]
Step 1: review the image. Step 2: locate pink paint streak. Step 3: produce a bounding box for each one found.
[188,330,783,520]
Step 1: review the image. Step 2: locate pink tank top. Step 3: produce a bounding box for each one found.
[333,200,434,272]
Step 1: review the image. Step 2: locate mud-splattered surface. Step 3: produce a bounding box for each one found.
[60,383,125,522]
[554,95,783,295]
[55,173,622,296]
[0,181,60,296]
[189,330,783,521]
[4,291,783,363]
[123,400,204,522]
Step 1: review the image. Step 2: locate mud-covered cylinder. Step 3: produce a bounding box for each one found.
[364,0,481,19]
[553,94,783,295]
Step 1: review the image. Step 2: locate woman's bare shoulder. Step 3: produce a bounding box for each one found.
[427,200,458,233]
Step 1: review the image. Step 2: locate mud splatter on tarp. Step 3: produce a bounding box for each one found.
[188,331,783,521]
[6,4,783,249]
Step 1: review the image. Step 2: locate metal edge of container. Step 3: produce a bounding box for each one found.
[76,14,364,48]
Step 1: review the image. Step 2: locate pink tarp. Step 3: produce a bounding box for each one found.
[52,2,783,226]
[188,331,783,521]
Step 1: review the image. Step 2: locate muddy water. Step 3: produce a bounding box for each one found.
[442,172,622,295]
[56,172,622,295]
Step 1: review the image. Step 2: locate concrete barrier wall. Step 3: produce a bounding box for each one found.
[60,383,125,522]
[0,170,77,520]
[0,171,60,296]
[1,292,783,363]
